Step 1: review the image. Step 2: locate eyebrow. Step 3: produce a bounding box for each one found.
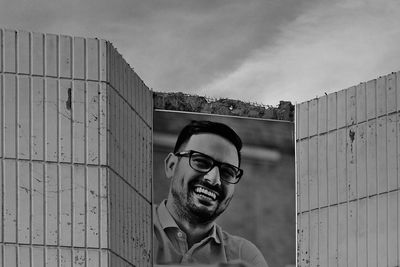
[185,150,239,168]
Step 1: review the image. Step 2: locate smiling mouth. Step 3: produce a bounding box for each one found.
[194,186,218,201]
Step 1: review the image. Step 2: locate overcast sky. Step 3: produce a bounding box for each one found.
[1,0,400,106]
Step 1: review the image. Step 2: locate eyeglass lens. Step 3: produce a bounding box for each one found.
[190,153,238,183]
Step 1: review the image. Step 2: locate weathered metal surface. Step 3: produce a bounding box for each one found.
[297,71,400,266]
[0,28,153,266]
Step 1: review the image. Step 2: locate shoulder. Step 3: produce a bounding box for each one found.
[153,203,159,221]
[217,226,269,267]
[153,203,159,212]
[152,203,163,233]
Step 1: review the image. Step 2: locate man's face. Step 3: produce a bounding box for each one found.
[166,133,239,224]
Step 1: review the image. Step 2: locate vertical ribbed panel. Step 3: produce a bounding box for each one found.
[296,71,400,266]
[106,43,153,267]
[0,28,153,266]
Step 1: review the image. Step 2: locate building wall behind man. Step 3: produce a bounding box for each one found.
[153,110,295,267]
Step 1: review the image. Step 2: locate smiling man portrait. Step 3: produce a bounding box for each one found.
[153,120,269,266]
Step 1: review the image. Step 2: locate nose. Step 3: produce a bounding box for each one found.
[203,166,222,186]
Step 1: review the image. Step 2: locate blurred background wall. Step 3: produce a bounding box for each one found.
[153,110,295,267]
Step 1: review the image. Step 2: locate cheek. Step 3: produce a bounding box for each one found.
[173,164,188,186]
[222,186,235,205]
[223,195,233,206]
[175,169,197,189]
[179,175,185,188]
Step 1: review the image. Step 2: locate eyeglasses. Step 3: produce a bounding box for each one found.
[174,150,243,184]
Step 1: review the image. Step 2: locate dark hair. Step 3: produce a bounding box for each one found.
[173,120,242,164]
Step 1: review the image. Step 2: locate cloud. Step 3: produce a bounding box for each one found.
[0,0,315,93]
[203,0,400,105]
[1,0,398,105]
[99,0,317,92]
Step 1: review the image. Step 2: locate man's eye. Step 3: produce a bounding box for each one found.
[191,156,212,169]
[220,165,236,178]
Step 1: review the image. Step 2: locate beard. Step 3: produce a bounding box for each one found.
[171,177,232,225]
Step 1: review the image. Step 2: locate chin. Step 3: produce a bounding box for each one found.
[189,208,216,224]
[187,200,225,224]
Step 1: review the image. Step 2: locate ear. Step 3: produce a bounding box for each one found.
[164,153,178,179]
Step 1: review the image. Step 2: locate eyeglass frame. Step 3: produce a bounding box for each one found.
[174,150,243,184]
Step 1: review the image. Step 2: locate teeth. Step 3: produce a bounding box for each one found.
[195,187,216,200]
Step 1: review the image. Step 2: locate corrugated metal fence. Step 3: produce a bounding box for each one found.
[296,72,400,266]
[0,29,153,266]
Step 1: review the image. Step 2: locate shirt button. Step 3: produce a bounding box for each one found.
[177,231,183,238]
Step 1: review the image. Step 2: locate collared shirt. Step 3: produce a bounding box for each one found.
[153,200,269,266]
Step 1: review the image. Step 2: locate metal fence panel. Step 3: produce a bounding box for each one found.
[297,71,400,266]
[0,28,153,266]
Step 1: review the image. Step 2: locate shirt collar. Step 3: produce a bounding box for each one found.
[158,200,179,230]
[157,200,222,244]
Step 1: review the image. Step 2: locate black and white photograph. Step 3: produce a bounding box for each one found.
[0,0,400,266]
[153,110,295,266]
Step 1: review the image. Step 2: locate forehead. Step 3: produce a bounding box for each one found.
[182,133,239,166]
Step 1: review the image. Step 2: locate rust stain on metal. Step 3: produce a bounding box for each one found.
[349,129,355,142]
[66,88,72,110]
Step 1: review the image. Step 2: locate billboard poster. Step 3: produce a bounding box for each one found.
[153,109,295,267]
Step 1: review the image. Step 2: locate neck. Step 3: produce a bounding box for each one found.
[165,199,214,248]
